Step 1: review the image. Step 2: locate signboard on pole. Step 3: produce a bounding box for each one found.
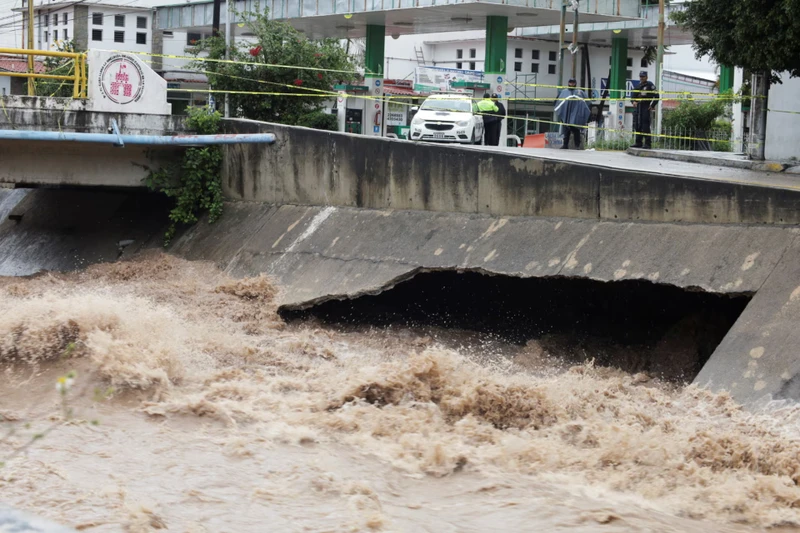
[386,101,407,126]
[414,65,485,93]
[600,78,639,99]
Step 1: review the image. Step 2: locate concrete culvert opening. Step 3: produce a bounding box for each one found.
[282,271,753,383]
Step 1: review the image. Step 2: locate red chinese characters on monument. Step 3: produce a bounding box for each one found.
[109,64,133,98]
[99,56,144,105]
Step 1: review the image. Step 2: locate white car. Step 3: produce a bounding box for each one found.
[410,94,485,144]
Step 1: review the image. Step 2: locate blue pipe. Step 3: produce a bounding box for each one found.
[0,129,275,146]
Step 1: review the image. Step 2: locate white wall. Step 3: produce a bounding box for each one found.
[765,74,800,161]
[86,7,152,59]
[36,5,74,49]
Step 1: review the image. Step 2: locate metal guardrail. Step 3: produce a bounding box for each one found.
[0,48,88,99]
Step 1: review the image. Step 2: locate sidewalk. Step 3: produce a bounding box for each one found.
[627,147,800,174]
[471,145,800,191]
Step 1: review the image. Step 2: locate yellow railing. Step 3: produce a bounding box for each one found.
[0,48,88,98]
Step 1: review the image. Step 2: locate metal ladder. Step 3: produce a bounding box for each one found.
[414,46,426,65]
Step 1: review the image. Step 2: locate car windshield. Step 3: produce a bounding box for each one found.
[421,99,472,113]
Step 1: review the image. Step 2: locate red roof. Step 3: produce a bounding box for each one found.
[383,85,417,96]
[0,55,45,74]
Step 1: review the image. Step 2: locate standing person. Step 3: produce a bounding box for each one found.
[555,78,591,150]
[477,92,499,145]
[632,71,658,149]
[489,93,507,146]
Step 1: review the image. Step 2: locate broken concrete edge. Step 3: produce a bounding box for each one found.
[626,147,790,173]
[277,264,756,312]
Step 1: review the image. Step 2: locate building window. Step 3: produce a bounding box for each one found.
[640,57,648,68]
[114,30,124,43]
[137,16,147,29]
[514,61,522,72]
[532,50,540,60]
[41,14,46,27]
[469,48,476,58]
[44,31,49,42]
[514,48,522,58]
[469,61,475,70]
[548,64,556,74]
[62,13,67,24]
[115,15,125,27]
[531,63,539,73]
[626,70,633,79]
[626,57,633,67]
[92,29,102,41]
[52,14,58,25]
[163,31,174,37]
[92,12,102,25]
[63,29,68,40]
[456,62,463,69]
[456,49,463,59]
[53,29,58,40]
[187,32,202,45]
[136,32,146,45]
[549,50,557,61]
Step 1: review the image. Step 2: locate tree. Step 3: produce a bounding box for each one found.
[190,9,357,125]
[672,0,800,80]
[35,40,79,97]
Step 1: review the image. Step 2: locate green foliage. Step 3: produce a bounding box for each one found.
[661,97,732,151]
[34,40,79,97]
[189,8,356,126]
[662,93,730,131]
[296,110,339,131]
[590,137,632,151]
[672,0,800,80]
[146,107,224,245]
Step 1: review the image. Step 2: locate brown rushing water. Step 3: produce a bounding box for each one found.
[1,253,799,532]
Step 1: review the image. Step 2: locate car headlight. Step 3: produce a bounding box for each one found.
[456,120,470,127]
[411,116,424,126]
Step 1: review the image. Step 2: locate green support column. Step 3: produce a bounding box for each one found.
[485,16,508,144]
[364,24,385,136]
[364,24,385,78]
[719,65,734,93]
[610,36,628,101]
[485,16,508,75]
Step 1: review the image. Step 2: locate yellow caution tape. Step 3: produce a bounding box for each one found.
[92,48,366,75]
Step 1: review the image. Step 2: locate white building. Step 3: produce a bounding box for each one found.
[12,0,153,60]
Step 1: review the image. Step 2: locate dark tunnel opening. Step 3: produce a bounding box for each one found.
[282,272,753,382]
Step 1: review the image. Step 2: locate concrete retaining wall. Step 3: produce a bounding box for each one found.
[0,102,186,188]
[222,120,800,225]
[0,97,185,135]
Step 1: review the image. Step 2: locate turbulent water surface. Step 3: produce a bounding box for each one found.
[1,253,799,532]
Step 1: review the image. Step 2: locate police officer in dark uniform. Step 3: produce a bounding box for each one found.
[632,71,658,149]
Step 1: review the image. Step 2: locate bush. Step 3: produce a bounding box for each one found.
[662,93,730,131]
[296,111,338,131]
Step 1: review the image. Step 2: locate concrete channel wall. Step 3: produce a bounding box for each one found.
[0,100,185,188]
[222,120,800,225]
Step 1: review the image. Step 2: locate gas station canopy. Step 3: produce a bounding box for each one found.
[156,0,641,40]
[517,3,695,47]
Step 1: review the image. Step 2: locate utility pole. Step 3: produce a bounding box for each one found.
[571,2,579,81]
[27,0,34,96]
[212,0,221,37]
[654,0,665,136]
[224,0,231,117]
[555,0,566,121]
[749,71,769,160]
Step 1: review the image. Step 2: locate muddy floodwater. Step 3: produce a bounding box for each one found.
[1,253,800,532]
